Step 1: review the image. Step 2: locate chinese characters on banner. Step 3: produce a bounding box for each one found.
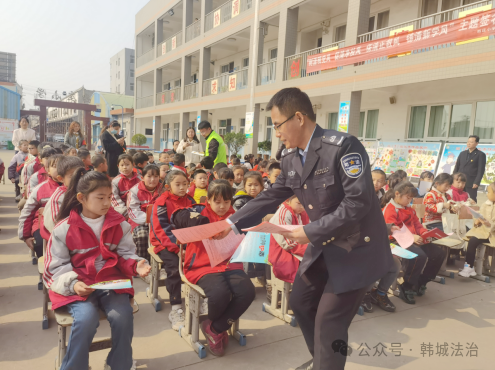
[338,101,350,133]
[288,58,301,79]
[172,36,176,50]
[161,94,165,104]
[306,8,495,73]
[210,79,218,95]
[162,42,167,56]
[170,91,175,103]
[457,4,493,45]
[232,0,240,18]
[228,74,237,92]
[213,9,221,28]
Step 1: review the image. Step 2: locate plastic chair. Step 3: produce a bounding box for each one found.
[262,265,297,326]
[178,243,246,359]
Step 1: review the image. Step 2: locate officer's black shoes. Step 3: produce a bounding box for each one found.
[416,285,427,297]
[295,359,313,370]
[398,284,416,304]
[370,288,396,312]
[361,291,373,313]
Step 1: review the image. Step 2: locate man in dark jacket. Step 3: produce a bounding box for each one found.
[453,135,486,202]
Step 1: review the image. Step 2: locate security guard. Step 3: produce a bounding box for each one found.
[214,88,394,370]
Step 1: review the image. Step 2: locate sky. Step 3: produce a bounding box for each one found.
[0,0,149,109]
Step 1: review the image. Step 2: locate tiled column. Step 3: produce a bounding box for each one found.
[180,55,192,103]
[153,115,162,151]
[180,112,190,140]
[198,47,211,97]
[183,0,193,44]
[154,68,162,106]
[345,0,371,47]
[275,7,298,83]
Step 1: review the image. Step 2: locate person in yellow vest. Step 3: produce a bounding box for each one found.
[198,121,227,166]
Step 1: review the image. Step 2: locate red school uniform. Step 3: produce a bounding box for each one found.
[127,181,163,230]
[382,199,428,238]
[111,168,142,212]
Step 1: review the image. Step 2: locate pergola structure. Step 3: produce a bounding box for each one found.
[21,99,110,146]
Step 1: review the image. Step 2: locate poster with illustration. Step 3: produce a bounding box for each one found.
[437,143,495,185]
[361,141,381,167]
[363,142,442,177]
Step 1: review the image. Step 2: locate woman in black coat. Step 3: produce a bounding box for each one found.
[101,121,126,177]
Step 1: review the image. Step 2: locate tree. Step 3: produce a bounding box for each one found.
[224,132,248,156]
[258,140,272,153]
[132,133,147,146]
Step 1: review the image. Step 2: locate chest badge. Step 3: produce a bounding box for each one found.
[288,171,296,177]
[315,167,329,176]
[341,153,363,179]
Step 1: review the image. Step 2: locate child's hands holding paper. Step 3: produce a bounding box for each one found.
[74,281,95,297]
[414,234,424,245]
[136,260,151,277]
[474,218,483,227]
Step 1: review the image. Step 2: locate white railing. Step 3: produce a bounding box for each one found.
[283,41,345,80]
[357,0,493,44]
[157,31,183,57]
[136,95,154,109]
[257,60,276,85]
[185,20,201,42]
[202,68,248,97]
[136,48,155,68]
[205,0,252,32]
[184,82,199,100]
[156,87,181,105]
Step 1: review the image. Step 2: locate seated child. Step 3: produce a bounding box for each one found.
[64,146,78,156]
[8,139,29,200]
[380,173,403,208]
[448,172,476,206]
[372,169,386,202]
[232,165,244,192]
[43,169,150,370]
[383,181,446,304]
[217,167,234,187]
[111,154,142,216]
[27,147,58,197]
[233,171,263,211]
[423,173,454,231]
[43,156,84,236]
[127,149,137,157]
[228,154,237,167]
[19,154,63,257]
[159,163,170,183]
[212,162,228,180]
[264,162,281,190]
[92,154,108,174]
[147,152,155,164]
[149,170,196,330]
[417,171,434,198]
[127,164,163,263]
[258,160,268,177]
[19,140,41,195]
[188,169,208,203]
[133,152,149,177]
[158,152,169,166]
[172,180,255,356]
[459,182,495,277]
[232,157,241,166]
[200,156,215,183]
[77,149,93,171]
[172,153,188,176]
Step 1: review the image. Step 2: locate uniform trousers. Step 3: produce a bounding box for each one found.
[157,249,182,306]
[290,254,367,370]
[465,184,478,202]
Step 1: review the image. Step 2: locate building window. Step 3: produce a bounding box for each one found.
[174,122,180,140]
[240,118,245,135]
[449,104,471,137]
[365,110,379,139]
[408,106,427,139]
[243,58,249,68]
[130,82,134,91]
[145,128,153,135]
[219,119,228,135]
[369,10,389,32]
[118,84,120,93]
[266,117,273,142]
[163,82,170,91]
[359,112,365,137]
[221,62,234,74]
[328,113,338,130]
[269,48,278,60]
[175,79,181,87]
[130,69,134,77]
[474,101,495,140]
[335,25,346,42]
[421,0,473,16]
[118,58,120,66]
[428,105,449,137]
[118,71,120,79]
[130,55,135,64]
[163,124,169,147]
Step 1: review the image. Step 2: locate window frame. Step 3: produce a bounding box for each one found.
[357,109,380,141]
[368,9,390,32]
[334,24,347,42]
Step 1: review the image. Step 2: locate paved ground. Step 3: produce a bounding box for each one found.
[1,149,494,370]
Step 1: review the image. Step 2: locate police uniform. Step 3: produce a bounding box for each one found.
[453,148,486,202]
[228,125,394,370]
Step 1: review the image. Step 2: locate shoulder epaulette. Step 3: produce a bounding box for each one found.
[321,130,348,147]
[281,147,297,158]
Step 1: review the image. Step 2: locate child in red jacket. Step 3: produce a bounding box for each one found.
[127,164,163,263]
[111,154,142,216]
[383,181,446,304]
[150,170,195,330]
[172,180,255,357]
[44,169,150,370]
[423,173,453,231]
[27,147,57,197]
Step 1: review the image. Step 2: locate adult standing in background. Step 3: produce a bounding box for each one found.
[12,117,36,153]
[64,121,86,149]
[177,128,203,166]
[453,135,486,202]
[100,120,126,177]
[198,121,227,166]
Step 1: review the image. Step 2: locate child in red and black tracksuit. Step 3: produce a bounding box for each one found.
[19,154,63,258]
[172,179,255,357]
[8,139,29,199]
[150,170,196,331]
[423,173,454,231]
[27,147,57,197]
[133,152,149,177]
[127,164,163,262]
[383,181,446,304]
[111,154,142,216]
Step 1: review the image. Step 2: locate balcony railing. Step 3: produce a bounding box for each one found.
[357,0,493,44]
[156,87,181,105]
[283,41,344,81]
[136,95,154,109]
[184,82,199,100]
[136,48,155,68]
[257,60,277,85]
[185,20,201,42]
[205,0,252,33]
[202,68,248,97]
[157,31,183,57]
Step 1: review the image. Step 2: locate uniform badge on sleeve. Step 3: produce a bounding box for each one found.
[341,153,363,178]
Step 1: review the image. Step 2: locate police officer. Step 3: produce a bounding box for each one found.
[214,88,394,370]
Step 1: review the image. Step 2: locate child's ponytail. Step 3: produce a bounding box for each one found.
[58,167,86,222]
[381,181,419,208]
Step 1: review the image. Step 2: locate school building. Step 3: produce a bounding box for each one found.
[133,0,495,157]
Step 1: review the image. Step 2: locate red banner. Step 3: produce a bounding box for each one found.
[307,8,495,73]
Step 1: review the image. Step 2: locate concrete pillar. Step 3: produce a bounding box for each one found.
[153,116,162,151]
[155,68,162,94]
[180,55,192,101]
[198,47,211,97]
[247,103,261,155]
[345,0,371,47]
[183,0,193,44]
[276,7,298,83]
[156,19,164,46]
[340,91,362,138]
[180,112,190,140]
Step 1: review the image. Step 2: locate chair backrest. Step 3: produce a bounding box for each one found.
[413,198,423,205]
[458,205,480,220]
[146,204,153,224]
[412,204,426,220]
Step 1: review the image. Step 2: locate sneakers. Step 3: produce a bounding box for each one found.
[361,291,373,313]
[160,268,167,280]
[169,308,185,331]
[103,359,136,370]
[200,298,208,315]
[398,284,416,304]
[416,285,427,296]
[459,265,476,278]
[200,319,225,356]
[15,194,22,202]
[370,288,396,312]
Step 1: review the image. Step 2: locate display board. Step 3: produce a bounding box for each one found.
[0,118,16,146]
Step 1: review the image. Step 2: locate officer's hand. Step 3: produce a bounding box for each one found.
[280,227,310,245]
[390,225,400,235]
[212,227,231,240]
[473,184,479,189]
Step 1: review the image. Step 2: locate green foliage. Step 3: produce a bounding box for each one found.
[258,140,272,153]
[224,132,248,156]
[132,133,147,146]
